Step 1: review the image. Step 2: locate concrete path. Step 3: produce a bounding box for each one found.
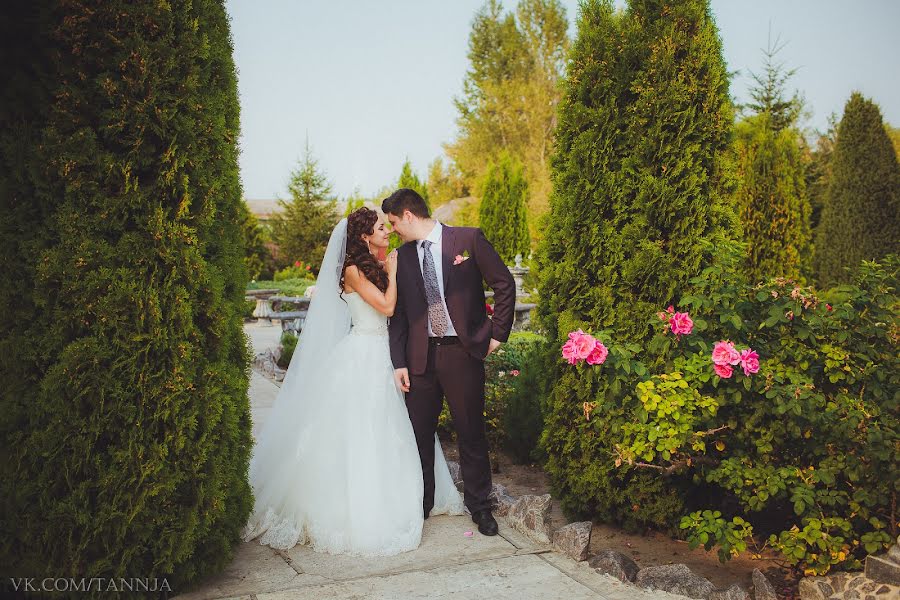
[173,323,687,600]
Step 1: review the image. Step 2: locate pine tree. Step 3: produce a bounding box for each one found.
[479,150,530,262]
[397,158,430,209]
[536,0,735,528]
[733,38,811,282]
[815,93,900,286]
[1,0,253,588]
[270,142,340,271]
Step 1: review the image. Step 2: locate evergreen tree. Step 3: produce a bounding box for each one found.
[1,0,252,588]
[733,39,811,282]
[536,0,735,527]
[805,114,838,233]
[815,93,900,286]
[270,142,340,271]
[240,203,272,280]
[479,151,530,262]
[397,158,430,209]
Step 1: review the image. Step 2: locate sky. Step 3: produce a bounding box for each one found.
[225,0,900,201]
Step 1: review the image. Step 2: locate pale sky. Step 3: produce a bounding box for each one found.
[225,0,900,200]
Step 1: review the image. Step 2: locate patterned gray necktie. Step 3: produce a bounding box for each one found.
[421,240,448,336]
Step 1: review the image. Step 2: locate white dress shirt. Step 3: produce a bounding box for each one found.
[416,221,458,337]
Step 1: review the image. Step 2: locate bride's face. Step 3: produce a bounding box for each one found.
[364,218,391,251]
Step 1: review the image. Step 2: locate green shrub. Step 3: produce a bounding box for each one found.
[247,278,314,297]
[274,262,315,282]
[551,249,898,575]
[438,332,543,461]
[0,0,253,590]
[277,332,298,369]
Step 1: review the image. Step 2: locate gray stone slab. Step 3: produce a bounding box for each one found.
[256,553,604,600]
[173,542,328,600]
[283,514,519,582]
[540,551,693,600]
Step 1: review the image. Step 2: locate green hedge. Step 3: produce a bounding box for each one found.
[543,248,898,575]
[1,0,253,593]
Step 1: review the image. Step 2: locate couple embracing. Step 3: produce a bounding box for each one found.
[242,188,516,556]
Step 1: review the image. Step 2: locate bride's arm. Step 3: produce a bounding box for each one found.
[344,262,397,317]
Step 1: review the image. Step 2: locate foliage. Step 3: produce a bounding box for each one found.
[270,141,341,273]
[0,0,253,590]
[733,112,812,283]
[427,157,468,208]
[446,0,569,245]
[246,278,314,298]
[560,249,898,576]
[277,331,298,369]
[438,332,544,464]
[274,261,315,282]
[814,93,900,286]
[479,151,531,262]
[398,159,430,210]
[240,203,273,280]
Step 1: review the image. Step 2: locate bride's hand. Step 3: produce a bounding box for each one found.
[386,250,398,277]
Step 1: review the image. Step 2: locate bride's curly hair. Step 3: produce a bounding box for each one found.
[341,207,388,293]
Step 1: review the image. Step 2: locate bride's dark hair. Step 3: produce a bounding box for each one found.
[341,207,388,293]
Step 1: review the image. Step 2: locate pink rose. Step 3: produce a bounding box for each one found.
[740,348,760,376]
[568,329,586,340]
[510,369,520,377]
[585,342,609,365]
[669,312,694,336]
[714,363,734,378]
[561,339,579,365]
[666,305,675,314]
[574,332,597,360]
[712,341,741,366]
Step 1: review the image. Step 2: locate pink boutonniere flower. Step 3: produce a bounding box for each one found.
[453,249,471,265]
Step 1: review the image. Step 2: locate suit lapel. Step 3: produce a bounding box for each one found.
[441,225,454,291]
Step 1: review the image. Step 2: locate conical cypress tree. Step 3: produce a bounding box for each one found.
[734,113,811,282]
[479,150,530,262]
[536,0,734,527]
[1,0,253,590]
[815,93,900,286]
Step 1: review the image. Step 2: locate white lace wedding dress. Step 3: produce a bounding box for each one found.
[242,290,465,556]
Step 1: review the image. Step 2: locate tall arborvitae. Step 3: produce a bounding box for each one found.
[536,0,735,527]
[478,150,530,262]
[0,0,253,589]
[734,38,811,282]
[815,93,900,286]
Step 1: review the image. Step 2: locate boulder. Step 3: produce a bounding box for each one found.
[588,549,639,583]
[708,584,750,600]
[489,483,516,517]
[635,563,716,599]
[752,568,778,600]
[551,521,592,562]
[505,494,552,544]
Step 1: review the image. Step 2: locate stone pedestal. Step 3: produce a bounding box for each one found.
[865,535,900,585]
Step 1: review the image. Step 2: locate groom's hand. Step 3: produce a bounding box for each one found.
[485,338,502,358]
[394,368,410,393]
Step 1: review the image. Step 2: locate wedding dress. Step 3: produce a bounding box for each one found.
[242,219,464,556]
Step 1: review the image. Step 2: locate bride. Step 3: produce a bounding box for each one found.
[242,207,465,556]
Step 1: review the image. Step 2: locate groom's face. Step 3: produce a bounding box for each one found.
[386,211,413,242]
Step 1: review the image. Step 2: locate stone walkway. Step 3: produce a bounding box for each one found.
[173,323,688,600]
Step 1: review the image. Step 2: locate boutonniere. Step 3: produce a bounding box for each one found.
[453,249,471,265]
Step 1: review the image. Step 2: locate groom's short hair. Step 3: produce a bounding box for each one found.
[382,188,430,219]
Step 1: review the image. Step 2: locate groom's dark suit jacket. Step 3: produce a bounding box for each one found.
[389,226,516,375]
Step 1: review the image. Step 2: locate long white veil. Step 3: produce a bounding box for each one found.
[245,219,350,492]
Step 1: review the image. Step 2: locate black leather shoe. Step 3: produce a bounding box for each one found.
[424,506,433,520]
[471,509,499,536]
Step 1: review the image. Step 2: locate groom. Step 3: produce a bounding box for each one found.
[382,188,515,536]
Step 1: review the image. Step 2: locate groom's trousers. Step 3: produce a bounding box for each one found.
[405,336,493,515]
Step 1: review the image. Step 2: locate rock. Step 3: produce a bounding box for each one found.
[551,521,592,562]
[635,564,716,599]
[505,494,552,544]
[798,577,833,600]
[866,554,900,586]
[708,584,750,600]
[588,549,639,583]
[447,460,462,485]
[489,483,516,517]
[753,568,778,600]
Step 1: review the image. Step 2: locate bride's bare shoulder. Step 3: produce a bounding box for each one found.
[343,264,360,293]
